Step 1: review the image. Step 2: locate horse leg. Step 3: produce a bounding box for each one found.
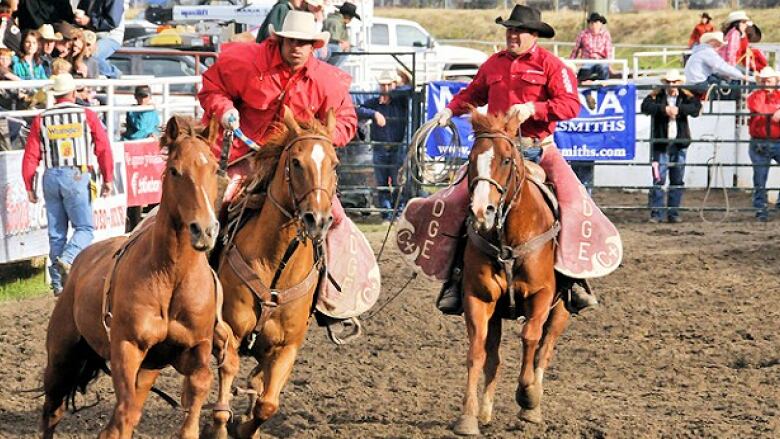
[236,344,300,439]
[178,342,213,439]
[245,363,265,416]
[98,340,146,439]
[208,331,240,439]
[515,289,554,425]
[536,301,571,374]
[478,315,502,425]
[453,293,493,436]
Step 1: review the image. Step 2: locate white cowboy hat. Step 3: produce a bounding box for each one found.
[269,11,330,49]
[37,24,62,41]
[377,70,399,85]
[700,31,725,46]
[725,10,749,25]
[661,69,685,84]
[755,66,780,80]
[50,73,76,96]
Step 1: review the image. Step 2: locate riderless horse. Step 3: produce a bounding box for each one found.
[41,116,228,439]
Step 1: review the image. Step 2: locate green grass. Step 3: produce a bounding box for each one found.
[0,260,48,301]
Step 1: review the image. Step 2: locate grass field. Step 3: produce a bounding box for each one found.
[0,260,47,301]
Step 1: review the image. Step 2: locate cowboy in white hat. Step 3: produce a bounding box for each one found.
[721,10,751,66]
[256,0,322,43]
[684,31,747,95]
[37,24,62,76]
[641,69,701,223]
[199,9,355,195]
[746,66,780,221]
[22,73,114,296]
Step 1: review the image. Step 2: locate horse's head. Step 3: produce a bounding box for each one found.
[467,110,524,233]
[160,115,220,252]
[265,106,339,242]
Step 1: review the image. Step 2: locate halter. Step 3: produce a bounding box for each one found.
[266,134,336,237]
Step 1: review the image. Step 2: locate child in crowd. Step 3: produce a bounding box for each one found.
[12,29,47,79]
[122,85,160,140]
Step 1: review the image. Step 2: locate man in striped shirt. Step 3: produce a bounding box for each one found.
[22,73,113,296]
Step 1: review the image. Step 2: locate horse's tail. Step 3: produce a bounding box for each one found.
[64,341,107,412]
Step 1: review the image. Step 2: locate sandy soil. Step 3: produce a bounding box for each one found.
[1,200,779,438]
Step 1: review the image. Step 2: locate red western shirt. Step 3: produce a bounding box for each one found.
[688,22,714,48]
[198,40,358,162]
[447,44,581,140]
[747,89,780,139]
[22,97,113,191]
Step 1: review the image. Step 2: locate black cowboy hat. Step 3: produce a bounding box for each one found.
[701,12,712,20]
[338,2,361,21]
[495,5,555,39]
[587,12,607,24]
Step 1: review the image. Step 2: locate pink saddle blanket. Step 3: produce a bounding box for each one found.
[316,198,382,319]
[395,149,622,280]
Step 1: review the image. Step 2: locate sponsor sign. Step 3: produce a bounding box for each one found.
[124,138,165,207]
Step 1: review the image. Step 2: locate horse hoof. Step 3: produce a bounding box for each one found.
[453,415,480,436]
[518,406,543,425]
[199,424,228,439]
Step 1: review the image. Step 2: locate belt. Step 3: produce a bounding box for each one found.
[518,135,554,149]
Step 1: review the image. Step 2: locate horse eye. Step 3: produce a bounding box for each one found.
[502,157,512,166]
[292,158,302,168]
[168,167,181,177]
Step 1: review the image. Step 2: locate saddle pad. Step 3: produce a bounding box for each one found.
[395,168,470,281]
[540,146,623,278]
[316,211,381,319]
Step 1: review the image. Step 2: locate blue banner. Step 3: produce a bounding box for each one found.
[554,84,636,161]
[425,82,636,161]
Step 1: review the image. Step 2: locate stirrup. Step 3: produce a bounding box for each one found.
[325,316,363,345]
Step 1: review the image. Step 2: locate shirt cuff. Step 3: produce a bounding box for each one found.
[532,102,548,120]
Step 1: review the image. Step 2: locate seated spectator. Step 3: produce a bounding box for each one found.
[737,23,767,74]
[81,30,99,78]
[719,10,749,67]
[50,57,71,75]
[14,0,73,33]
[641,70,701,223]
[37,24,61,77]
[746,66,780,222]
[0,1,20,54]
[0,47,20,80]
[12,29,47,79]
[356,70,408,222]
[122,85,160,140]
[67,29,89,78]
[74,0,125,79]
[684,31,746,96]
[688,12,714,48]
[570,12,612,81]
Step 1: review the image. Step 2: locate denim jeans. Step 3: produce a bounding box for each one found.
[690,74,741,101]
[571,161,594,196]
[649,146,687,220]
[42,168,94,290]
[748,139,780,218]
[578,63,609,81]
[94,38,122,78]
[373,145,406,220]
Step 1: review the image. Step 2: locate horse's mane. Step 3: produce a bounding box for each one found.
[470,111,508,134]
[244,118,331,192]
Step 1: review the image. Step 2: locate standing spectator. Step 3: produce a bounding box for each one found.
[12,29,47,79]
[122,85,160,140]
[641,70,702,223]
[0,1,20,54]
[688,12,714,48]
[746,66,780,222]
[357,70,409,222]
[570,12,612,81]
[255,0,304,43]
[21,73,114,295]
[324,2,360,55]
[74,0,126,78]
[737,23,767,74]
[719,10,749,67]
[684,31,746,95]
[37,24,60,77]
[14,0,73,32]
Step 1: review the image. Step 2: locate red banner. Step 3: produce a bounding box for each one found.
[123,138,165,207]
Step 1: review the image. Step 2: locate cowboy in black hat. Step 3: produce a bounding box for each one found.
[323,2,360,53]
[570,11,612,81]
[433,5,612,317]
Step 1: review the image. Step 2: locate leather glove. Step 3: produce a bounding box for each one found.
[221,108,240,130]
[508,102,535,124]
[434,108,453,128]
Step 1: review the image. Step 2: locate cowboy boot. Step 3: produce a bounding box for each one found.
[436,237,467,315]
[557,273,598,314]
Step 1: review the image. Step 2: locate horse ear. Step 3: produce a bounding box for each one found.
[201,116,220,146]
[504,112,522,138]
[282,105,301,135]
[162,115,186,153]
[325,108,337,136]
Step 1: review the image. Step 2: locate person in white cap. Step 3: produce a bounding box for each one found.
[746,66,780,222]
[21,73,114,296]
[198,10,356,201]
[719,10,750,66]
[684,31,747,96]
[641,69,701,223]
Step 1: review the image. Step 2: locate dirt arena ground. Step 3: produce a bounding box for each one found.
[1,192,779,438]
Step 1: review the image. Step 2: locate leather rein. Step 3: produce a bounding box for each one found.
[222,134,335,335]
[467,131,561,319]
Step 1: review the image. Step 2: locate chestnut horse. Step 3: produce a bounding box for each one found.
[41,116,227,439]
[208,108,339,439]
[452,112,571,436]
